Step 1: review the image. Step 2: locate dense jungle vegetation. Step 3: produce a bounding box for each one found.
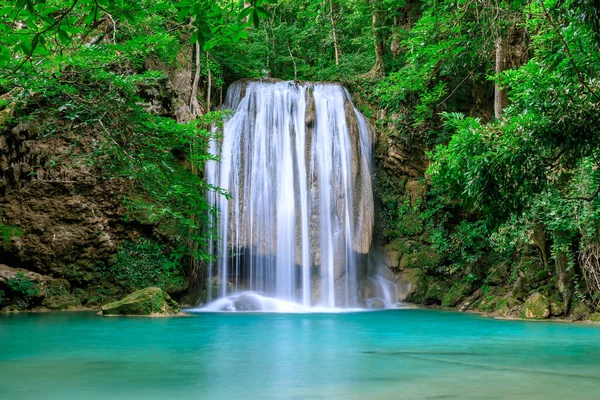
[1,0,599,317]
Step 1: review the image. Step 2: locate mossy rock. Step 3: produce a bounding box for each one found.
[400,247,441,270]
[387,237,416,253]
[521,292,550,319]
[423,281,449,305]
[496,295,522,318]
[518,256,545,289]
[512,276,530,301]
[571,301,592,320]
[101,287,181,316]
[535,269,550,282]
[40,279,81,310]
[549,292,565,316]
[478,295,499,313]
[487,262,509,286]
[442,282,474,308]
[402,268,449,305]
[587,313,600,323]
[42,294,81,310]
[397,210,424,236]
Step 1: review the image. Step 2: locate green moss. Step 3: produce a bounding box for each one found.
[588,313,600,323]
[41,279,81,310]
[521,292,550,319]
[401,247,441,270]
[487,262,509,286]
[571,301,592,320]
[477,295,498,313]
[535,269,550,282]
[101,287,180,316]
[1,224,23,249]
[495,295,522,317]
[442,282,473,308]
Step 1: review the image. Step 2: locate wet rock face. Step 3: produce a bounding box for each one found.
[101,287,181,316]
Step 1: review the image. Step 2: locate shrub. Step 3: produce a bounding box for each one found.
[111,238,186,293]
[8,272,39,297]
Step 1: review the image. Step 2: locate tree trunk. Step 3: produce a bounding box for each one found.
[206,52,211,112]
[329,0,340,66]
[494,27,528,118]
[554,231,574,312]
[494,35,507,119]
[243,1,252,24]
[555,250,573,312]
[368,0,384,76]
[532,222,551,266]
[190,40,202,116]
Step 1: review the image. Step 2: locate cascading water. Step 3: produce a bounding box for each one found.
[203,79,378,311]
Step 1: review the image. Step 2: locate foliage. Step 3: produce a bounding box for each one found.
[2,0,600,310]
[7,272,40,300]
[111,238,186,293]
[1,224,23,248]
[424,0,600,304]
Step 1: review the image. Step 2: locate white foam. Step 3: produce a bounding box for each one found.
[188,292,365,313]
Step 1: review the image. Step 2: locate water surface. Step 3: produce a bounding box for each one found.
[1,309,599,399]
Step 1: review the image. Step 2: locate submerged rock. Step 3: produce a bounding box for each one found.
[101,287,180,316]
[521,292,550,319]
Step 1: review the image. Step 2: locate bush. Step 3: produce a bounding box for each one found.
[8,272,39,297]
[111,238,186,293]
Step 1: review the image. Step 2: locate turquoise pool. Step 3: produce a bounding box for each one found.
[1,309,599,399]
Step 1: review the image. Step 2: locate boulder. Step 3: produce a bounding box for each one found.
[382,245,400,269]
[571,301,592,320]
[521,292,550,319]
[101,287,181,316]
[495,295,522,318]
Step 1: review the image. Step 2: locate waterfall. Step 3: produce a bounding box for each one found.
[204,80,375,310]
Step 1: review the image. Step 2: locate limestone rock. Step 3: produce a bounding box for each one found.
[521,292,550,319]
[101,287,180,316]
[382,245,399,269]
